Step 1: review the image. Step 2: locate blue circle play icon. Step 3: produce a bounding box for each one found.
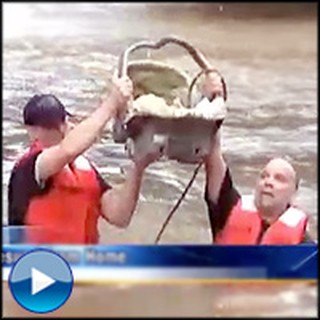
[8,249,73,314]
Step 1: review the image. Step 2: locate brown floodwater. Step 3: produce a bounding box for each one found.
[2,3,317,317]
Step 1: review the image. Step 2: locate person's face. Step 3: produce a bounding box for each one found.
[254,158,297,217]
[60,118,76,137]
[26,118,75,146]
[41,119,70,143]
[44,124,65,143]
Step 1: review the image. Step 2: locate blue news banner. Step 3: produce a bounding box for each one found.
[2,244,317,281]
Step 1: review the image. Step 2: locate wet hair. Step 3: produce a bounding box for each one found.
[23,94,72,129]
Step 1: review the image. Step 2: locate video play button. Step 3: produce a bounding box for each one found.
[8,249,73,314]
[32,268,56,295]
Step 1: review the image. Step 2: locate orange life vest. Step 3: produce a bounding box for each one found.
[215,195,308,245]
[20,141,104,244]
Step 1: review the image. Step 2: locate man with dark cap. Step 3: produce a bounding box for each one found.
[8,75,159,244]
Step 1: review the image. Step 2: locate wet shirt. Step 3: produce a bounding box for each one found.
[8,151,111,226]
[204,168,313,244]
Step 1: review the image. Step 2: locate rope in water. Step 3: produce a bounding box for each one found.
[154,161,203,244]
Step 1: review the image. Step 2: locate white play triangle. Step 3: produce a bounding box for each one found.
[31,268,56,295]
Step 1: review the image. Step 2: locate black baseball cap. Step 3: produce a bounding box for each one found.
[23,94,73,129]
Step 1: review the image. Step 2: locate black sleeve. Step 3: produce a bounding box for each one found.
[8,151,53,225]
[204,168,241,241]
[90,165,112,195]
[301,231,316,244]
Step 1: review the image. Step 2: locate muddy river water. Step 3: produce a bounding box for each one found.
[2,3,317,317]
